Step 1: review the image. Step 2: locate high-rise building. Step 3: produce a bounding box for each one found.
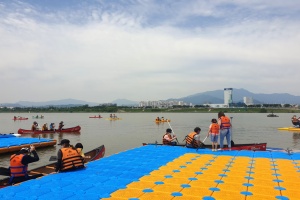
[243,97,253,105]
[224,88,233,105]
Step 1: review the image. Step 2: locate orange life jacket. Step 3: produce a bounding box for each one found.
[10,154,28,177]
[60,147,84,171]
[162,133,172,145]
[210,123,220,134]
[186,132,199,148]
[220,116,231,129]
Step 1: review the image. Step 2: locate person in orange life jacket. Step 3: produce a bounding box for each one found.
[55,139,85,172]
[207,118,220,151]
[218,111,232,150]
[185,127,203,148]
[75,143,91,159]
[9,145,42,184]
[162,128,177,145]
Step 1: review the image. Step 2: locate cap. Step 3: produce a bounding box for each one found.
[58,139,70,145]
[20,147,30,153]
[166,128,172,133]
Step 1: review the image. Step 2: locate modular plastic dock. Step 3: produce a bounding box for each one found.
[0,145,299,200]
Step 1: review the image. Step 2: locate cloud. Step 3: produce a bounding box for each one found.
[0,0,300,103]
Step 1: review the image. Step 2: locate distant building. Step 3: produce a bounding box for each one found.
[243,97,253,105]
[224,88,233,105]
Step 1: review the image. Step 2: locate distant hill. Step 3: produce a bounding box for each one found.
[111,99,139,106]
[174,88,300,105]
[1,89,300,107]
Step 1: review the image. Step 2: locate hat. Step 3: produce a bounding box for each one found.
[166,128,172,133]
[58,139,70,145]
[20,147,30,153]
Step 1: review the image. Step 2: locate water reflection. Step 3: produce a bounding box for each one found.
[292,132,300,147]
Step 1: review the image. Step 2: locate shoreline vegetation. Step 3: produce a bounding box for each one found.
[0,105,299,113]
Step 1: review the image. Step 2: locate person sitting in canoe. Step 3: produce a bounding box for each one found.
[156,117,161,122]
[55,139,85,173]
[75,143,91,159]
[9,145,43,185]
[31,121,39,131]
[58,121,64,131]
[162,128,177,145]
[185,127,203,148]
[291,115,300,127]
[49,123,55,131]
[42,123,48,131]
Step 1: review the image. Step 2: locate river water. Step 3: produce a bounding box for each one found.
[1,112,299,174]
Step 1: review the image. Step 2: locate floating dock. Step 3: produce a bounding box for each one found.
[0,135,56,154]
[0,145,299,199]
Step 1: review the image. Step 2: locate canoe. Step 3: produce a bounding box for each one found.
[106,118,122,120]
[278,127,300,131]
[0,144,105,188]
[18,125,81,134]
[267,114,278,117]
[0,140,57,155]
[155,120,171,123]
[12,118,28,120]
[32,116,44,119]
[89,116,103,118]
[143,142,267,151]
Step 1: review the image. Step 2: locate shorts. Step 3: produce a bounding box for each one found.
[210,134,219,143]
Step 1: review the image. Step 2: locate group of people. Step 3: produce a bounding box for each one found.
[291,115,300,127]
[31,121,64,131]
[156,117,169,122]
[109,114,118,118]
[162,111,232,151]
[8,139,88,185]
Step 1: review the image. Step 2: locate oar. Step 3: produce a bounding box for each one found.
[49,156,57,161]
[167,121,179,143]
[230,117,235,147]
[196,135,208,151]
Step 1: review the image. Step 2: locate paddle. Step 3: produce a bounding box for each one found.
[0,167,10,176]
[49,156,57,161]
[196,135,208,151]
[167,121,179,143]
[230,117,235,147]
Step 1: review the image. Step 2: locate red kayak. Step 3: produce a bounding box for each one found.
[89,116,103,118]
[18,126,81,134]
[13,117,28,120]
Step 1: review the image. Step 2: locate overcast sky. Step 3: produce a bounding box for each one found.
[1,0,300,103]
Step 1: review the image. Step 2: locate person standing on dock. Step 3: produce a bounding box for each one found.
[218,111,231,150]
[55,139,85,173]
[162,128,177,145]
[207,118,220,151]
[9,145,42,184]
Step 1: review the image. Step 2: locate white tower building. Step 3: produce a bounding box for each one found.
[224,88,233,105]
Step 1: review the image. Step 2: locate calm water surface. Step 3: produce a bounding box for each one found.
[1,112,299,173]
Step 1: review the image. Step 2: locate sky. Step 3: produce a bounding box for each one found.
[1,0,300,104]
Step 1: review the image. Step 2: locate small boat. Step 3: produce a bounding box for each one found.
[278,127,300,131]
[17,125,81,134]
[89,116,103,118]
[155,119,171,123]
[106,118,122,120]
[143,142,267,151]
[32,116,44,119]
[12,117,28,120]
[0,145,105,188]
[267,112,278,117]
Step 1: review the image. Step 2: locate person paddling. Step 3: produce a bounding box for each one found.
[162,128,177,145]
[9,145,42,185]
